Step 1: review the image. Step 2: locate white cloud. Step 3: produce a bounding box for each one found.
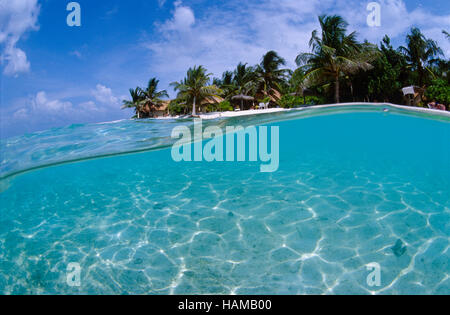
[91,84,121,107]
[161,1,195,32]
[79,101,101,112]
[338,0,450,57]
[0,0,40,76]
[331,0,450,44]
[147,2,267,79]
[32,91,73,112]
[13,108,28,120]
[70,50,82,59]
[5,88,129,136]
[11,91,73,123]
[3,46,30,75]
[11,85,123,124]
[146,0,450,85]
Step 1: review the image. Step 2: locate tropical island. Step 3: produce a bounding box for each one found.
[122,15,450,119]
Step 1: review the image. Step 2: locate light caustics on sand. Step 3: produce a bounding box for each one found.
[0,104,449,295]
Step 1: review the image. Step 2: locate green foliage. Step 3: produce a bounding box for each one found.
[444,30,450,40]
[122,87,145,118]
[279,95,302,108]
[399,28,443,86]
[425,79,450,104]
[288,68,306,95]
[305,95,327,105]
[279,95,325,108]
[255,51,290,99]
[203,102,219,113]
[295,22,446,106]
[217,101,233,112]
[349,36,410,103]
[171,66,222,115]
[122,78,168,118]
[168,99,188,116]
[354,52,404,103]
[125,17,448,117]
[296,15,379,103]
[258,96,271,104]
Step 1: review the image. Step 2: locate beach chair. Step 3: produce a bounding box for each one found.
[259,102,269,110]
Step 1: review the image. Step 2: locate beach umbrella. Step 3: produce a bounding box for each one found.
[232,94,254,110]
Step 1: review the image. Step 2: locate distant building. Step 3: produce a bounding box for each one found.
[197,96,224,113]
[154,101,170,117]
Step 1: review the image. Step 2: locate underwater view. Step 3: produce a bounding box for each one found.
[0,105,449,295]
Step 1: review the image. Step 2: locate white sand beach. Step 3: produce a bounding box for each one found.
[155,108,291,120]
[156,103,450,121]
[197,108,290,119]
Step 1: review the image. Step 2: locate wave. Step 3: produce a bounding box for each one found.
[1,103,449,181]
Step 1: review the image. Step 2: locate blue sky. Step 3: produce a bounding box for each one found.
[1,0,449,138]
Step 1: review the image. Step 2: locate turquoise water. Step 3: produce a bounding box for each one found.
[0,105,449,294]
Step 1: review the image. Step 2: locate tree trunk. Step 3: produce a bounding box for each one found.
[350,82,354,102]
[241,99,243,111]
[192,96,197,116]
[418,64,423,87]
[335,76,340,104]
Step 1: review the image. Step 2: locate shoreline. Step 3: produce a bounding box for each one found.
[157,102,450,121]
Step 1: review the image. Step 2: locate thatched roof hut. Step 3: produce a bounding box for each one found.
[232,94,255,101]
[140,100,171,117]
[232,94,255,110]
[269,90,282,103]
[196,95,224,113]
[255,89,282,105]
[201,95,224,105]
[154,100,170,116]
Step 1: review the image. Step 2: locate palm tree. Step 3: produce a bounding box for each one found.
[443,30,450,40]
[215,64,256,100]
[141,78,169,117]
[296,15,378,103]
[289,68,308,102]
[171,66,222,116]
[214,70,236,100]
[122,87,144,118]
[122,79,168,118]
[399,28,443,86]
[233,63,254,93]
[254,51,289,101]
[233,63,258,109]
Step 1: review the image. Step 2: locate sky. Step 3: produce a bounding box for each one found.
[0,0,449,138]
